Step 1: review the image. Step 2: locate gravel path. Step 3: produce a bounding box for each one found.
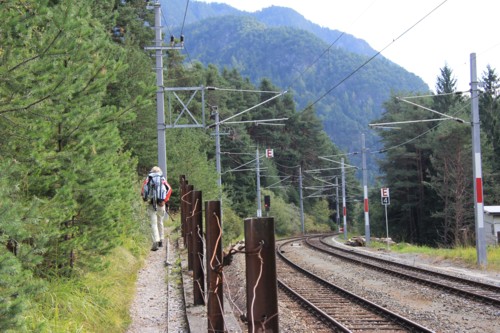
[126,236,188,333]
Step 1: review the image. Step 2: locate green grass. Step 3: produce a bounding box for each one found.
[336,232,500,271]
[371,241,500,271]
[25,238,148,333]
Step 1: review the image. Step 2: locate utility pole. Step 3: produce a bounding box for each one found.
[207,90,287,215]
[144,1,183,177]
[256,148,262,217]
[361,133,370,245]
[153,2,166,176]
[341,158,347,240]
[470,53,487,266]
[335,176,340,232]
[213,107,222,200]
[299,166,305,234]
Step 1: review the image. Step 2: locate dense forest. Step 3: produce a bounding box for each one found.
[370,65,500,246]
[1,0,499,331]
[0,0,356,330]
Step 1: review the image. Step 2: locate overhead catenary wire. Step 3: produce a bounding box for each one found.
[284,0,378,91]
[302,0,449,112]
[179,0,190,37]
[372,95,472,153]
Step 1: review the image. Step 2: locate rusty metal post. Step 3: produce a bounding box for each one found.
[179,175,186,241]
[205,201,224,332]
[192,190,205,305]
[186,184,194,271]
[244,217,279,333]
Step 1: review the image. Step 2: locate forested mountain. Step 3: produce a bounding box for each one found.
[161,0,430,158]
[162,0,376,57]
[1,1,356,329]
[162,1,500,248]
[2,1,498,330]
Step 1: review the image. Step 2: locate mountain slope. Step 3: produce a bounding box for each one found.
[253,5,376,57]
[163,0,379,58]
[161,0,429,155]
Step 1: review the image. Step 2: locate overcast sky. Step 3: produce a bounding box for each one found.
[196,0,500,92]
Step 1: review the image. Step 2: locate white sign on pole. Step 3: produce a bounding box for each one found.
[381,187,390,205]
[266,149,274,158]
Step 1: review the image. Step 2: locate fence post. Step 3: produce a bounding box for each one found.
[205,201,224,332]
[179,175,187,242]
[186,184,194,271]
[192,190,205,305]
[244,217,279,332]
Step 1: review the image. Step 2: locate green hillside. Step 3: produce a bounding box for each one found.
[162,0,429,161]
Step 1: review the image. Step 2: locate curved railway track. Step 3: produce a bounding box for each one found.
[304,235,500,307]
[276,238,434,333]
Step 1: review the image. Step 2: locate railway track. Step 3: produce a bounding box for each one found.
[304,235,500,307]
[276,238,434,333]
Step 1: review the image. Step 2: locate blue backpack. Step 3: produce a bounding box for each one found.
[143,174,167,211]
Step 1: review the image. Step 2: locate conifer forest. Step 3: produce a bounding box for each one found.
[1,1,499,331]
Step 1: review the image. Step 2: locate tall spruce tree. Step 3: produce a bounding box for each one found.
[376,94,439,244]
[1,0,138,277]
[427,66,475,246]
[429,118,474,246]
[433,64,461,114]
[479,66,500,204]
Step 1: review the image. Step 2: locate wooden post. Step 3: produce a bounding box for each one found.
[244,217,279,332]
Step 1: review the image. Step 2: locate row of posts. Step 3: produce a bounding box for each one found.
[179,175,279,332]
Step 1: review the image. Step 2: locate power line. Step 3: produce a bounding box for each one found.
[372,95,471,153]
[285,32,346,90]
[180,0,190,37]
[302,0,448,112]
[160,3,194,65]
[285,0,378,92]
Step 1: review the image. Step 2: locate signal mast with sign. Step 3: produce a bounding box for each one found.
[381,187,390,205]
[381,187,390,248]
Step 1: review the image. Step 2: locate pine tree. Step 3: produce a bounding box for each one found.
[1,0,139,276]
[376,94,439,244]
[433,64,461,114]
[479,66,500,204]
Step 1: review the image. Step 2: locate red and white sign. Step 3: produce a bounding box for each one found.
[381,187,390,205]
[266,149,274,158]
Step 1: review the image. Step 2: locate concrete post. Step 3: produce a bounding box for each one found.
[470,53,487,266]
[256,148,262,217]
[342,158,347,240]
[362,133,371,245]
[299,166,305,234]
[153,2,167,176]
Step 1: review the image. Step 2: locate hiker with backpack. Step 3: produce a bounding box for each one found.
[141,166,172,251]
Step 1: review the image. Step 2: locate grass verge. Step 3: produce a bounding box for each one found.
[25,237,148,333]
[371,241,500,271]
